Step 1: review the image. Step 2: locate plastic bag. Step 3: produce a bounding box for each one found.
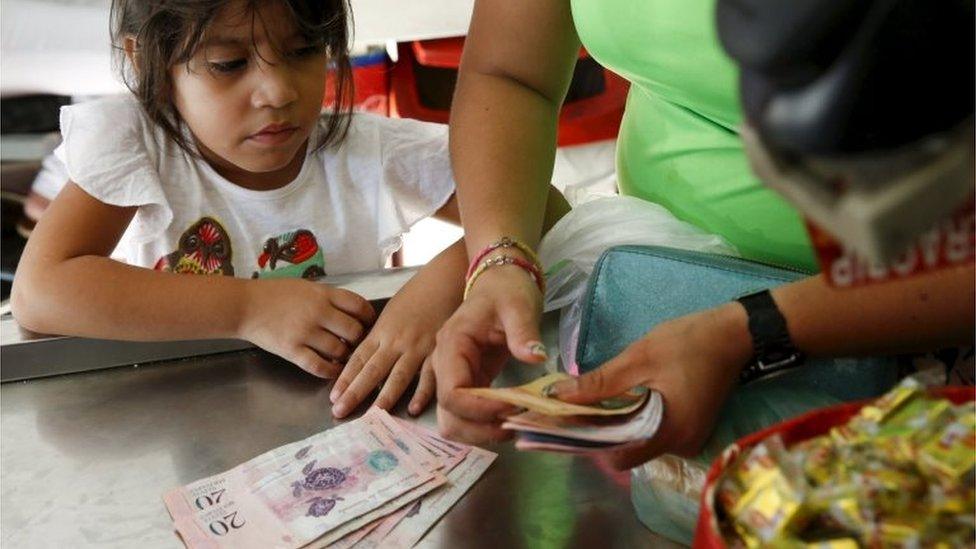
[538,195,736,374]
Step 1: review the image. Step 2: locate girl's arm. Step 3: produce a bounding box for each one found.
[13,183,246,339]
[12,182,374,378]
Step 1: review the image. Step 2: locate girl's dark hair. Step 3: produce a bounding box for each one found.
[110,0,353,155]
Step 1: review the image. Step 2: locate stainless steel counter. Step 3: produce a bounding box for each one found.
[0,344,681,548]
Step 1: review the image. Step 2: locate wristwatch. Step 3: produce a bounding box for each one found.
[735,289,805,383]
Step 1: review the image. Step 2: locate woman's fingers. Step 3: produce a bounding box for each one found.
[408,358,436,416]
[601,424,676,471]
[548,340,650,404]
[496,297,546,364]
[437,405,513,445]
[331,347,399,418]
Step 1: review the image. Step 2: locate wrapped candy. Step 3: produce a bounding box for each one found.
[717,380,976,547]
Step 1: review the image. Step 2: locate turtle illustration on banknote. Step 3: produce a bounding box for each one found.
[306,495,344,517]
[291,459,352,498]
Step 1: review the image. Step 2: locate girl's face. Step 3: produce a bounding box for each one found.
[170,1,329,189]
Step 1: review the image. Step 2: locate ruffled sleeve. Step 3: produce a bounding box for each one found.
[368,115,456,256]
[54,95,173,242]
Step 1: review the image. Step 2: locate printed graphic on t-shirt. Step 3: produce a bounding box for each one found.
[154,216,235,276]
[251,229,326,280]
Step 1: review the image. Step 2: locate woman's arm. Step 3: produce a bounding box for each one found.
[551,265,976,469]
[450,0,580,254]
[11,182,374,378]
[434,0,581,442]
[775,267,975,356]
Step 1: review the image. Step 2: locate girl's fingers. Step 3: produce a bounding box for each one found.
[305,329,350,363]
[330,338,378,403]
[331,347,399,418]
[374,352,423,411]
[321,308,367,344]
[408,358,436,416]
[329,288,376,325]
[291,346,343,379]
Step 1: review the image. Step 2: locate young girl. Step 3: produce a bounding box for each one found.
[11,0,469,418]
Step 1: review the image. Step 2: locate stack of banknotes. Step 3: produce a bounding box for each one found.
[162,408,496,548]
[464,372,663,453]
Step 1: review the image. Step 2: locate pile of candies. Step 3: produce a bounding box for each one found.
[717,379,975,548]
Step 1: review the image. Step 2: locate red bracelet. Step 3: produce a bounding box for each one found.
[463,255,546,300]
[466,237,542,280]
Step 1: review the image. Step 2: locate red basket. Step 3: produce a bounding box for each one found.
[692,386,976,549]
[389,38,629,147]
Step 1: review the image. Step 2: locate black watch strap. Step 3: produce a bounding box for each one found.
[736,289,804,383]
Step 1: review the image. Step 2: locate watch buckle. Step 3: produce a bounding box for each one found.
[756,352,802,373]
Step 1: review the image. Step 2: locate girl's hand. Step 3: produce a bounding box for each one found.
[549,303,754,470]
[238,279,376,378]
[433,265,548,444]
[328,273,458,419]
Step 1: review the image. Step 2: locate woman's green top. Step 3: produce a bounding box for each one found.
[570,0,818,271]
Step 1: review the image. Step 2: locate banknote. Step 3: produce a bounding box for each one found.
[364,408,445,472]
[163,416,438,549]
[325,518,381,549]
[514,435,618,454]
[462,372,648,416]
[326,421,494,548]
[363,446,498,548]
[307,473,445,548]
[163,410,493,549]
[501,390,664,444]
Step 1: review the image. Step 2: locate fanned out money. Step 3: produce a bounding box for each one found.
[162,408,496,549]
[464,372,664,454]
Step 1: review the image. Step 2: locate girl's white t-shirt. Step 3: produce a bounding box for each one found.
[53,94,455,279]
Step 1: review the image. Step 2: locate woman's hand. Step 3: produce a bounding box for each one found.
[549,302,754,470]
[238,279,375,378]
[433,265,548,443]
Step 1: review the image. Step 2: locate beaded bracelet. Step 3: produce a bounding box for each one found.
[463,255,546,300]
[466,236,542,281]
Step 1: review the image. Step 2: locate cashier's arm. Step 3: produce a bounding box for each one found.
[10,183,375,378]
